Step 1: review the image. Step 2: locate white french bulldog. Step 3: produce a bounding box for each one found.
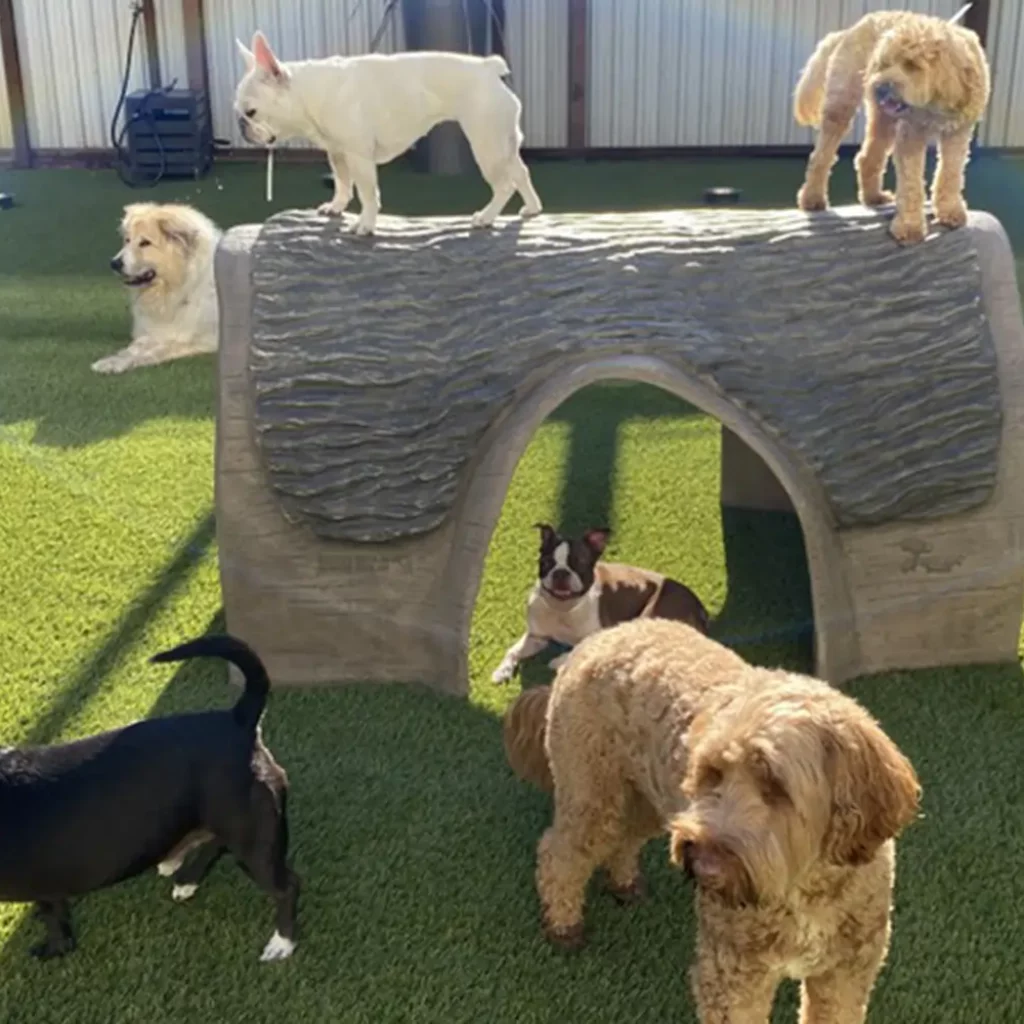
[234,31,544,236]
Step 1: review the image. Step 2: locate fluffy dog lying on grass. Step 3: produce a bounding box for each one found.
[794,8,989,245]
[504,619,920,1023]
[95,203,220,374]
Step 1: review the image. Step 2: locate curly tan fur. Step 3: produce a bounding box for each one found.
[530,618,920,1023]
[794,10,990,245]
[503,686,554,793]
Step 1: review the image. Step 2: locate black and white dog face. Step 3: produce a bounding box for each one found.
[534,523,611,600]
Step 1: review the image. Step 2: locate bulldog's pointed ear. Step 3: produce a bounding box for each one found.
[236,38,256,72]
[252,31,287,80]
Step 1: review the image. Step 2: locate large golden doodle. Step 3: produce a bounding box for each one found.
[94,203,221,374]
[505,619,920,1023]
[794,9,989,245]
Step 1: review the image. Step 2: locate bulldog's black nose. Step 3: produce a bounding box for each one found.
[551,568,571,585]
[110,256,123,272]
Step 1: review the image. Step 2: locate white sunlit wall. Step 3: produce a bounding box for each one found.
[584,0,1018,149]
[5,0,1024,157]
[12,0,188,150]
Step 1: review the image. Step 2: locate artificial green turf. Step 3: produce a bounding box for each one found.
[1,156,1024,1023]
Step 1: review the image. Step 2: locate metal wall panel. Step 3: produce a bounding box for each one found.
[204,0,406,149]
[13,0,164,149]
[0,34,11,150]
[505,0,568,147]
[982,0,1024,146]
[155,0,190,92]
[587,0,970,148]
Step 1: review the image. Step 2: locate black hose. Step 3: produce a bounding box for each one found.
[110,2,171,188]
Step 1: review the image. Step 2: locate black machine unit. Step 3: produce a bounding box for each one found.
[123,88,214,181]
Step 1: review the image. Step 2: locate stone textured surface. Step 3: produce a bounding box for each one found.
[217,209,1024,693]
[249,207,1002,543]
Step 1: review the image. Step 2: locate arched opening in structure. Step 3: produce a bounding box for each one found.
[450,354,856,692]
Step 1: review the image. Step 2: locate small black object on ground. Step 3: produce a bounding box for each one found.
[703,187,742,206]
[0,193,14,210]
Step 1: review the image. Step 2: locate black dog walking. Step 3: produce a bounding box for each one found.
[0,635,298,962]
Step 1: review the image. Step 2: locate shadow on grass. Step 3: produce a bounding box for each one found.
[711,506,814,672]
[9,618,1019,1023]
[20,511,216,747]
[547,384,706,534]
[3,550,1023,1022]
[547,382,814,675]
[0,338,217,449]
[0,619,709,1024]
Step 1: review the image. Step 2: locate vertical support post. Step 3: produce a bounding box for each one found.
[962,0,992,151]
[488,0,506,59]
[962,0,991,49]
[141,0,162,90]
[567,0,587,153]
[0,0,31,167]
[401,0,480,176]
[182,0,209,98]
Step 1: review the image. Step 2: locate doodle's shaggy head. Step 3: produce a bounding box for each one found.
[867,17,989,123]
[669,672,920,907]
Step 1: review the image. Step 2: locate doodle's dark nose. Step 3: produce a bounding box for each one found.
[681,841,696,874]
[110,256,123,272]
[874,81,895,103]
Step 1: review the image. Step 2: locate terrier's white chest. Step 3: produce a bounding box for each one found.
[526,586,603,646]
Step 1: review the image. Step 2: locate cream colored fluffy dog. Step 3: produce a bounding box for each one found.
[506,619,920,1023]
[93,203,221,374]
[794,8,989,244]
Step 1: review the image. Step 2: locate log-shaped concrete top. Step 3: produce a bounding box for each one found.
[242,207,1001,543]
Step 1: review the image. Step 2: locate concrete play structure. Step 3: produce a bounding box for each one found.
[214,206,1024,694]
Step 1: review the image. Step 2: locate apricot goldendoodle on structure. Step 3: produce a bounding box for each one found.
[794,9,990,245]
[504,619,920,1024]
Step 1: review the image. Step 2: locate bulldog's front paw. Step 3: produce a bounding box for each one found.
[316,199,349,218]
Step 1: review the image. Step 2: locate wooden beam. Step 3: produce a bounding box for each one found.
[963,0,991,49]
[488,0,506,59]
[567,0,587,152]
[141,0,162,89]
[0,0,30,167]
[182,0,209,97]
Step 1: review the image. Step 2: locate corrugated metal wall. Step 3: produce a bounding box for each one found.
[982,0,1024,146]
[587,0,978,148]
[505,0,568,148]
[0,36,11,150]
[204,0,406,149]
[13,0,187,150]
[3,1,1023,155]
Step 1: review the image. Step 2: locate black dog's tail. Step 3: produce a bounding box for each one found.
[150,634,270,729]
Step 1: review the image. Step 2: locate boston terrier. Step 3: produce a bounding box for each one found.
[492,524,710,683]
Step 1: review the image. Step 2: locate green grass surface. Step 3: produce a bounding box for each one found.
[1,155,1024,1023]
